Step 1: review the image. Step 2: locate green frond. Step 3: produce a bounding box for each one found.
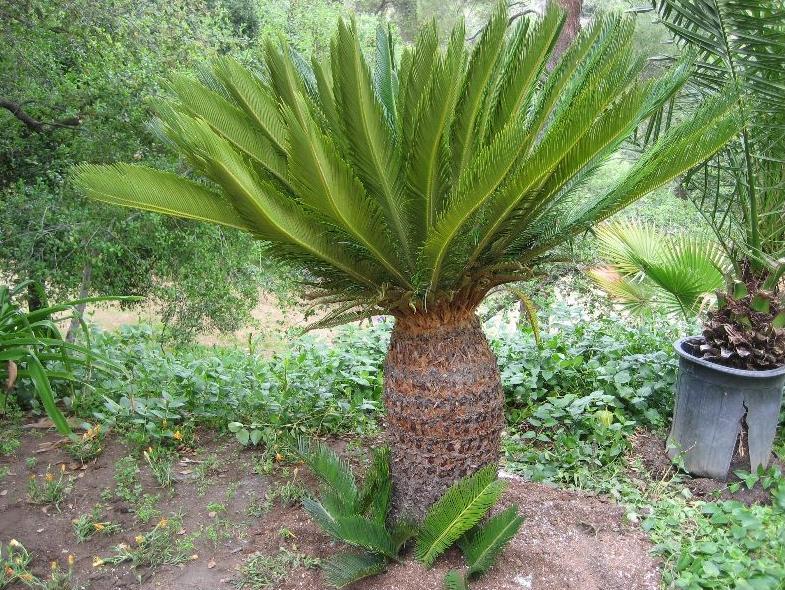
[297,438,358,512]
[405,22,465,240]
[591,220,729,317]
[283,103,409,286]
[165,74,289,186]
[444,570,469,590]
[211,57,288,153]
[458,504,523,577]
[579,93,740,224]
[73,164,250,231]
[358,446,391,521]
[415,464,506,568]
[450,1,508,175]
[484,4,563,141]
[323,552,387,589]
[588,267,656,315]
[398,23,439,154]
[302,497,341,537]
[332,515,398,558]
[332,20,412,270]
[373,24,397,124]
[425,112,529,286]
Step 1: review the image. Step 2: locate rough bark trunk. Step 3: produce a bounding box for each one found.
[383,309,505,520]
[548,0,582,68]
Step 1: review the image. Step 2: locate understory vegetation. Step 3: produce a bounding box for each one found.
[4,292,784,588]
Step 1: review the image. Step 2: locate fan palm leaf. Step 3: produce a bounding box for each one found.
[589,220,730,317]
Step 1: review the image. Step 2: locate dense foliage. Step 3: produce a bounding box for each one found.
[75,3,737,327]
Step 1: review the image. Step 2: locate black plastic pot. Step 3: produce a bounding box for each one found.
[667,337,785,480]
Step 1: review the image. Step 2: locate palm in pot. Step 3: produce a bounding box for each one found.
[592,0,785,479]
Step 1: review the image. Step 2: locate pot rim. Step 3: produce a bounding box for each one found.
[675,336,785,378]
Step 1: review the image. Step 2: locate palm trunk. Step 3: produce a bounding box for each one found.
[383,309,505,520]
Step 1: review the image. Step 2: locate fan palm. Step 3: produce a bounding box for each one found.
[74,3,739,516]
[606,0,785,369]
[589,221,731,318]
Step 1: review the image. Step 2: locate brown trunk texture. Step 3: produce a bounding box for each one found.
[383,310,505,520]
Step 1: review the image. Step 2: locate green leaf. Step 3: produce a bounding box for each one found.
[297,438,358,512]
[332,515,397,558]
[458,504,524,577]
[415,464,506,567]
[444,570,469,590]
[26,355,72,436]
[323,552,387,588]
[236,428,250,446]
[73,164,251,231]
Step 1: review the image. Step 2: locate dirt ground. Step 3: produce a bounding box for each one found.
[630,429,784,505]
[1,426,662,590]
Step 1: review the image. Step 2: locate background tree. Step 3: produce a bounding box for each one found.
[0,0,388,340]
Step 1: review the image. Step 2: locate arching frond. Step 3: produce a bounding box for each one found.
[75,2,740,326]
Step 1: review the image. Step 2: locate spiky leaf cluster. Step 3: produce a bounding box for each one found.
[415,464,506,566]
[296,440,415,588]
[615,1,785,368]
[686,275,785,370]
[74,2,738,328]
[589,220,730,318]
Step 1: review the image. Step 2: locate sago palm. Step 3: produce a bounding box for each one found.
[75,3,738,516]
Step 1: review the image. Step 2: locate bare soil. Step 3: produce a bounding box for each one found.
[2,425,661,590]
[629,429,784,505]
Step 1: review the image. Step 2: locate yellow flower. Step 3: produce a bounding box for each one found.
[93,523,105,531]
[4,566,13,576]
[135,535,145,544]
[45,472,55,482]
[51,560,58,571]
[173,430,183,441]
[68,555,75,567]
[92,557,105,567]
[157,518,169,529]
[275,452,284,462]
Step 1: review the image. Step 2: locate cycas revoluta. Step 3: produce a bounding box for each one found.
[75,2,739,515]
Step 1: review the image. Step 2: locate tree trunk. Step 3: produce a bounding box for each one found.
[66,260,92,343]
[383,309,505,520]
[548,0,582,68]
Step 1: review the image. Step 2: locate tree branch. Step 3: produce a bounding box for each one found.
[0,98,81,133]
[467,7,537,42]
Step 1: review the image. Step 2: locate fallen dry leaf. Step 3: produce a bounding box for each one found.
[207,559,216,569]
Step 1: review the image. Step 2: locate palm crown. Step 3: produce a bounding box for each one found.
[75,3,739,328]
